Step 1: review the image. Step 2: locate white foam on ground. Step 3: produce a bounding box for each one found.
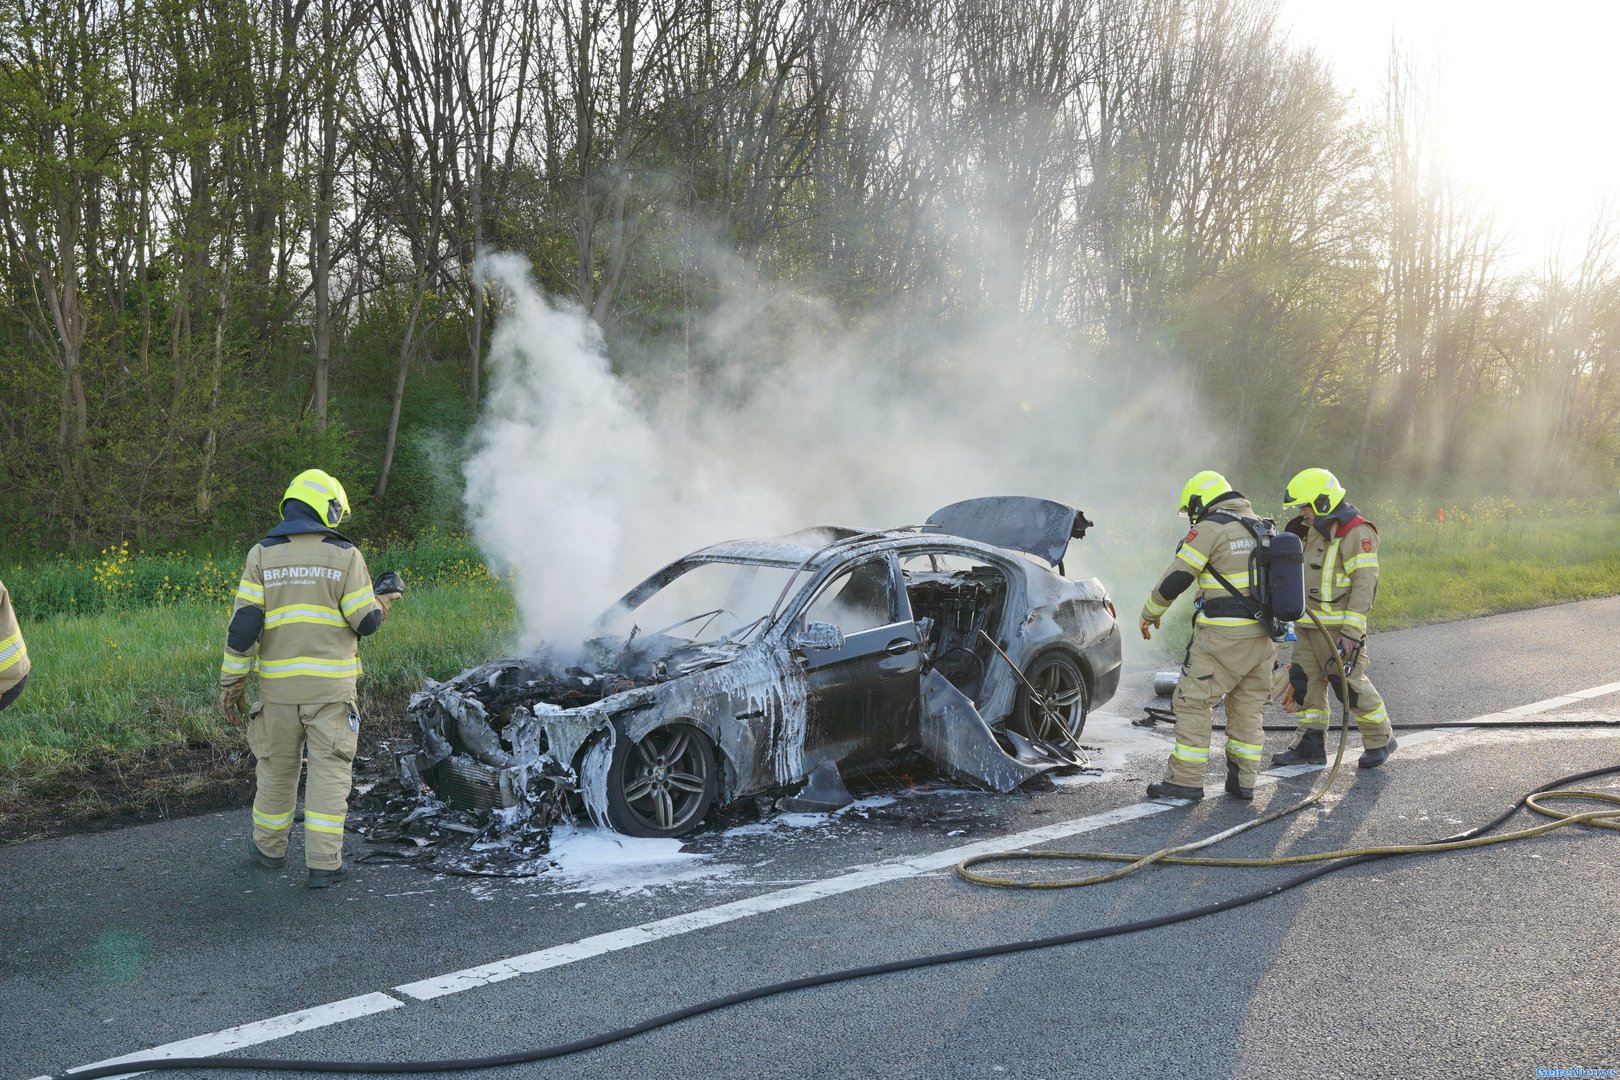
[540,825,740,895]
[721,813,839,837]
[719,794,965,838]
[1051,709,1172,786]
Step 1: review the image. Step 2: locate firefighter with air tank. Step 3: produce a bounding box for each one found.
[1271,468,1396,769]
[1139,471,1281,802]
[221,469,405,888]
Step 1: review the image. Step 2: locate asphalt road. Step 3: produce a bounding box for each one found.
[5,597,1620,1080]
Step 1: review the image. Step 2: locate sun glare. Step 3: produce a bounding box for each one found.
[1277,0,1620,269]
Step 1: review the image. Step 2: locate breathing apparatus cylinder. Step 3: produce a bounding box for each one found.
[1260,531,1306,624]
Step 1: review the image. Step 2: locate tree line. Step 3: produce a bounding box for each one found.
[1,0,1615,552]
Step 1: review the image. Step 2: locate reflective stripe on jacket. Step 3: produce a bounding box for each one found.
[1143,497,1269,638]
[0,578,30,694]
[1297,507,1379,638]
[221,533,379,704]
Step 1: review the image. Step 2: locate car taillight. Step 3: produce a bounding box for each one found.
[1105,599,1116,619]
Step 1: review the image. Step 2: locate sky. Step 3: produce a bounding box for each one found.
[1274,0,1620,271]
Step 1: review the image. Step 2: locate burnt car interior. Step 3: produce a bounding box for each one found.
[803,557,897,634]
[901,552,1009,706]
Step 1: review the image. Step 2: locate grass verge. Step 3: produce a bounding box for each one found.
[0,581,515,841]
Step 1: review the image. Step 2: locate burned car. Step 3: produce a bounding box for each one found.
[404,497,1122,838]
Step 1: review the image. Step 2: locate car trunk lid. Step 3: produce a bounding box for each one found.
[926,496,1089,568]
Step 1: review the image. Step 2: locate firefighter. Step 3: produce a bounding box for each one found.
[1140,471,1277,802]
[221,469,405,888]
[0,576,30,712]
[1271,467,1396,769]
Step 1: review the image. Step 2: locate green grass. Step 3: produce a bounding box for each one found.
[1082,496,1620,662]
[3,529,494,619]
[1376,522,1620,628]
[0,581,516,777]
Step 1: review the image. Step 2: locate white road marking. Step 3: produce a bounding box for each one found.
[32,993,403,1080]
[1266,724,1462,778]
[394,797,1177,999]
[395,725,1473,999]
[38,682,1618,1078]
[1471,680,1620,720]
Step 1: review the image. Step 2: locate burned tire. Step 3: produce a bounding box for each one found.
[599,723,718,838]
[1010,650,1089,750]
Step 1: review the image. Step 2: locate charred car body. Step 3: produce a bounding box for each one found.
[404,497,1122,838]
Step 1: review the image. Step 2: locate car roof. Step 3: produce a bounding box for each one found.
[691,527,884,568]
[691,526,1027,572]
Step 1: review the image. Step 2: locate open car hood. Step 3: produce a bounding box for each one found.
[926,496,1091,567]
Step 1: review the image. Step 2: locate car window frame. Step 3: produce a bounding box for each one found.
[777,551,913,639]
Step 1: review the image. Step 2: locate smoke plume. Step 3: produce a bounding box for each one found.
[464,252,1212,652]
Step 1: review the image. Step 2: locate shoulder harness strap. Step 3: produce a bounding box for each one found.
[1195,514,1268,619]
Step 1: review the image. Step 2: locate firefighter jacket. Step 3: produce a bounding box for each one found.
[1288,501,1379,642]
[1142,495,1269,638]
[220,522,382,705]
[0,576,30,699]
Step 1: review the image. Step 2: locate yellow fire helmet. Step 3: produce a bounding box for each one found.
[1178,470,1230,520]
[280,468,351,528]
[1282,467,1346,514]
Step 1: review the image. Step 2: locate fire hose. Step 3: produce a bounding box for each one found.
[48,610,1620,1079]
[954,609,1620,888]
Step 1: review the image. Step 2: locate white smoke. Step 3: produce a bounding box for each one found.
[466,253,674,644]
[465,253,799,647]
[464,251,1211,651]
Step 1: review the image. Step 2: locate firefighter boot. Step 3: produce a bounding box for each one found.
[1224,761,1254,801]
[1271,729,1326,766]
[1146,781,1204,801]
[1358,737,1398,769]
[306,864,347,889]
[247,840,284,869]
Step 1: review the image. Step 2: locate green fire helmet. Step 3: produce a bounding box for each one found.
[1282,467,1346,514]
[1179,470,1230,520]
[280,469,351,528]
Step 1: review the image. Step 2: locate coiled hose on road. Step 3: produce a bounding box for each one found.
[51,611,1620,1079]
[957,609,1620,889]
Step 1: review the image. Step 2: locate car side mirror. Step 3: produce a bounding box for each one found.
[793,621,845,652]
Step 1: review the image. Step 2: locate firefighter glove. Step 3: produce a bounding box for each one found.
[1139,615,1159,640]
[220,681,248,726]
[373,570,404,622]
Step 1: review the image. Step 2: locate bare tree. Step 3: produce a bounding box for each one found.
[364,0,459,499]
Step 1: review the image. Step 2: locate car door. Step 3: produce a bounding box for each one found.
[793,553,922,765]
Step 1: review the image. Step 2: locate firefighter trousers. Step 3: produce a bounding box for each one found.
[1167,626,1276,789]
[247,699,359,870]
[1291,625,1392,749]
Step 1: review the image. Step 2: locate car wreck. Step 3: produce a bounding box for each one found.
[401,497,1122,838]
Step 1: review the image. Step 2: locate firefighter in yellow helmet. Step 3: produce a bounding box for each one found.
[221,469,405,887]
[1139,471,1277,802]
[0,576,31,712]
[1271,467,1396,769]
